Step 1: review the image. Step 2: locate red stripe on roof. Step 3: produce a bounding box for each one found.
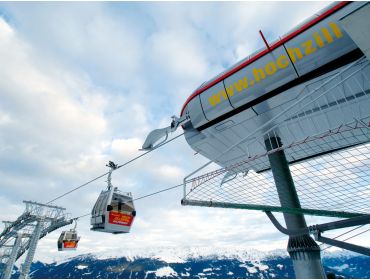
[180,1,350,115]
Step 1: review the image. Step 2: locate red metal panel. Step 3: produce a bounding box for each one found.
[108,211,134,227]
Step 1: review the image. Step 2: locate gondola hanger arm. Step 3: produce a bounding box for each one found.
[106,161,118,190]
[141,115,189,151]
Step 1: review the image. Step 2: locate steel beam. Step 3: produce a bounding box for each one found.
[181,199,359,218]
[19,219,43,279]
[2,233,22,279]
[311,214,370,232]
[317,235,370,256]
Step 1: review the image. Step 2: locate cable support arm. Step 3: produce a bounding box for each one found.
[265,211,370,255]
[308,214,370,233]
[141,116,189,151]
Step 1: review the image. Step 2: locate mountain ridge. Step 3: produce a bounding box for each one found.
[10,247,369,279]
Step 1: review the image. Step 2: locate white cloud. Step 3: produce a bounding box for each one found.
[0,19,107,153]
[0,196,24,222]
[148,30,208,81]
[0,3,146,89]
[156,164,185,181]
[111,137,143,159]
[0,111,12,125]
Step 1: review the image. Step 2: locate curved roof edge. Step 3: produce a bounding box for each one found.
[180,1,350,116]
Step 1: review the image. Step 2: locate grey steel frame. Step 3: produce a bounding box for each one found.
[265,211,370,256]
[0,201,72,279]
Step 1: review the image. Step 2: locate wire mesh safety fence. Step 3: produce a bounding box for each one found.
[183,122,370,218]
[182,57,370,218]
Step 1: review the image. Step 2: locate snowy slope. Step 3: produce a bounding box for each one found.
[9,247,369,279]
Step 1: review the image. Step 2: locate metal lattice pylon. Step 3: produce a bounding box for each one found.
[0,201,72,279]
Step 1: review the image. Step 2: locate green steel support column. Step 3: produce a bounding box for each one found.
[265,136,326,279]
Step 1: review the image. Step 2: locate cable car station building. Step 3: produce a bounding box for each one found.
[176,2,370,279]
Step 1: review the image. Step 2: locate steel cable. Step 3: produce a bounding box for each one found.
[321,225,370,251]
[73,182,184,220]
[46,133,184,204]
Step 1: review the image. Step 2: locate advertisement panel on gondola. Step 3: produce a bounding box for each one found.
[63,241,78,248]
[108,211,133,226]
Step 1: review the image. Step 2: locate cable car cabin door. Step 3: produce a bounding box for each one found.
[57,231,64,251]
[104,191,135,234]
[91,189,110,230]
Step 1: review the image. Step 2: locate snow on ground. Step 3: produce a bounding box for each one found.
[93,246,286,263]
[76,264,88,270]
[329,264,349,272]
[25,241,289,265]
[155,266,178,278]
[252,260,269,271]
[203,268,212,272]
[240,263,257,274]
[152,250,186,264]
[33,246,358,269]
[246,266,258,274]
[322,249,361,259]
[145,270,156,278]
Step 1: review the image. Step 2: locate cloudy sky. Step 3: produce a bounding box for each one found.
[2,1,367,264]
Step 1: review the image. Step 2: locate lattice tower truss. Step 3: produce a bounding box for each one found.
[0,201,72,279]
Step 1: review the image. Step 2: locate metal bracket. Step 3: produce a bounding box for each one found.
[72,219,78,231]
[265,211,370,256]
[106,161,118,190]
[220,171,238,186]
[265,211,309,236]
[141,115,189,151]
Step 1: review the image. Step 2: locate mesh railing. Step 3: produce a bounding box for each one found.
[183,121,370,218]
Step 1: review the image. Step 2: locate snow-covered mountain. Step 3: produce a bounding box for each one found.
[9,247,370,279]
